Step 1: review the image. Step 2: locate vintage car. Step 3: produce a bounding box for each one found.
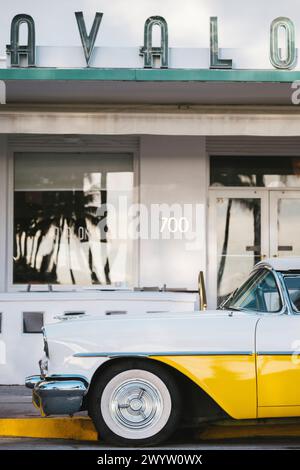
[25,258,300,446]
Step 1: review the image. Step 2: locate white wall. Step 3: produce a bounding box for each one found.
[139,136,207,290]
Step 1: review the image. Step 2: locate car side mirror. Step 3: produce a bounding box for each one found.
[198,271,207,311]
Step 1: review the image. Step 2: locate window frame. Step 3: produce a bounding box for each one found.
[8,145,140,292]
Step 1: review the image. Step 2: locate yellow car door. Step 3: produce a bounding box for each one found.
[256,314,300,417]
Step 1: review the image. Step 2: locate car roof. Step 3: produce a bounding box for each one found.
[256,257,300,272]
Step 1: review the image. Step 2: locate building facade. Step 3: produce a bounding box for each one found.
[1,0,300,383]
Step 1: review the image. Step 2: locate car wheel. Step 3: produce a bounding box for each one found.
[88,360,181,446]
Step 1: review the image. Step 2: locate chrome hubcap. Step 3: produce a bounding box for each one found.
[109,379,163,430]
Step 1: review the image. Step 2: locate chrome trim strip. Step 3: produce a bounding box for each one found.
[73,351,254,358]
[74,351,298,358]
[46,374,89,387]
[257,351,296,356]
[37,380,87,392]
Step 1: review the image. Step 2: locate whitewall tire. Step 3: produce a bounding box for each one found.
[88,360,181,446]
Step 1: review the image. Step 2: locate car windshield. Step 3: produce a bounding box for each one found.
[221,268,282,313]
[284,275,300,312]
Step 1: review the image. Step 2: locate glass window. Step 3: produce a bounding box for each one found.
[222,269,282,313]
[284,275,300,312]
[277,199,300,257]
[216,197,261,306]
[14,152,134,287]
[210,156,300,188]
[23,312,44,334]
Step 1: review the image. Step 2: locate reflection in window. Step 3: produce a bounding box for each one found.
[217,197,261,306]
[211,156,300,187]
[222,269,282,313]
[14,153,134,286]
[277,199,300,257]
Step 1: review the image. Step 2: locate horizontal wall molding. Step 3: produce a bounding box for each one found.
[0,68,300,83]
[2,109,300,136]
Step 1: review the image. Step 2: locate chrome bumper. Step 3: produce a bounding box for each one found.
[25,375,87,416]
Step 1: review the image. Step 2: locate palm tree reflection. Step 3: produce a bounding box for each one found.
[216,174,263,305]
[14,189,108,285]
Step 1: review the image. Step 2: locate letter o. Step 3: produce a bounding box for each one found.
[270,17,297,69]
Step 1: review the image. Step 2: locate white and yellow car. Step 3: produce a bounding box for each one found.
[26,258,300,446]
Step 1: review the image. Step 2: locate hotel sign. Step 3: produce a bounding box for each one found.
[5,12,298,70]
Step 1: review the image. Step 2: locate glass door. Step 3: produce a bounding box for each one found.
[270,191,300,258]
[208,190,269,308]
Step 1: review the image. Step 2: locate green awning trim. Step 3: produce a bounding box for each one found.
[0,67,300,82]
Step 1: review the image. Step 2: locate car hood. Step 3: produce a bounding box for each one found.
[44,308,258,359]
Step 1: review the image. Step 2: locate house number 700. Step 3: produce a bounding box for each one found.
[160,217,189,233]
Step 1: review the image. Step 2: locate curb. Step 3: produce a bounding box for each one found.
[1,417,300,442]
[0,417,98,441]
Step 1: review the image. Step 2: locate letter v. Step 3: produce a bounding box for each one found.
[75,11,103,66]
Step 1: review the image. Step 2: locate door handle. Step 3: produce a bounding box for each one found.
[278,246,293,251]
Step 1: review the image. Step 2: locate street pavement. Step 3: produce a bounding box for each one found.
[0,385,39,418]
[1,436,300,450]
[0,385,87,417]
